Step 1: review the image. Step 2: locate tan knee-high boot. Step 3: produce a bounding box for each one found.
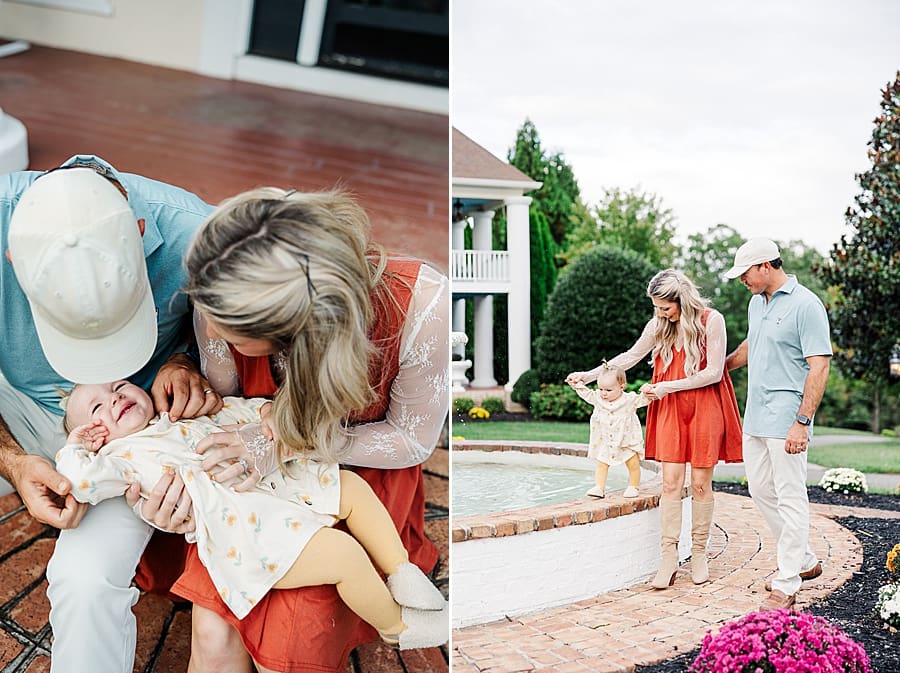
[691,499,714,584]
[651,498,682,589]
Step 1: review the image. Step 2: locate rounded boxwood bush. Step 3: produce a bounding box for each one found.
[535,246,656,385]
[453,397,474,414]
[511,369,541,408]
[530,384,591,422]
[481,397,506,416]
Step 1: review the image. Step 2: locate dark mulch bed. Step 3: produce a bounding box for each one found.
[635,482,900,672]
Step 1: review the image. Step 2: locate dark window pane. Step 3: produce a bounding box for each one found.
[319,0,448,86]
[248,0,306,62]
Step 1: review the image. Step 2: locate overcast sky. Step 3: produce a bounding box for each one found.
[452,0,900,253]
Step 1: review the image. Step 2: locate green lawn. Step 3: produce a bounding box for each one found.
[451,419,589,443]
[452,420,900,474]
[807,442,900,473]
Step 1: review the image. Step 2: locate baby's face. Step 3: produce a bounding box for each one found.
[68,381,155,442]
[596,374,625,403]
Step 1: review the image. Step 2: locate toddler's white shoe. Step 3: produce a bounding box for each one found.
[386,562,446,610]
[623,486,640,498]
[586,486,606,498]
[380,605,449,650]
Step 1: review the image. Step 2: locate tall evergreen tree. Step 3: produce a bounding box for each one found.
[507,119,582,245]
[814,71,900,431]
[487,119,579,385]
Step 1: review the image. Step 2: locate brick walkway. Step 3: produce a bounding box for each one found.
[0,447,448,673]
[451,492,900,673]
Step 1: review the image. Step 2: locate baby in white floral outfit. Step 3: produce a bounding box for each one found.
[568,363,649,499]
[56,380,447,650]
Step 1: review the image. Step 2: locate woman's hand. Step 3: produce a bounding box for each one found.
[126,471,195,534]
[566,371,587,385]
[195,430,262,492]
[640,383,660,401]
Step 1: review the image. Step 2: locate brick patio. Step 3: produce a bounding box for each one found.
[451,493,900,673]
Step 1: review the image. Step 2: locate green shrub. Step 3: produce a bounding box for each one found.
[534,246,656,384]
[453,397,474,414]
[882,427,896,437]
[481,397,506,415]
[530,384,591,421]
[511,369,541,407]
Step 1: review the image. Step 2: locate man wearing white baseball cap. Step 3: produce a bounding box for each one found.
[723,237,832,611]
[0,156,222,673]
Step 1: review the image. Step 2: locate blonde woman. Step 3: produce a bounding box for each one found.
[166,188,448,673]
[568,269,742,590]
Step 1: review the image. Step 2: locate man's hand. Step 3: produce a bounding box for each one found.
[125,471,195,534]
[784,423,809,455]
[151,353,223,421]
[9,454,88,529]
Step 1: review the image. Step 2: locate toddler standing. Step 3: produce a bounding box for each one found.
[567,363,648,498]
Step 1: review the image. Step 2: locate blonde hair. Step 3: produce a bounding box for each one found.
[596,361,627,387]
[185,187,394,465]
[646,269,709,376]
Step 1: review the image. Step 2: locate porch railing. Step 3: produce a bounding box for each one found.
[451,250,510,283]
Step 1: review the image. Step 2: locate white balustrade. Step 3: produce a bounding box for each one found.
[451,250,510,283]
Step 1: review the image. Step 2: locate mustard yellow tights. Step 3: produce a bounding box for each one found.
[594,453,642,489]
[273,470,408,636]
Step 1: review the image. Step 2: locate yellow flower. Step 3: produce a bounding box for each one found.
[79,480,90,491]
[225,513,237,526]
[226,547,238,559]
[887,543,900,574]
[248,513,258,526]
[467,406,490,420]
[452,435,465,440]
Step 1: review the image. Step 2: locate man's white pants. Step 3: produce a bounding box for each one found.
[0,373,153,673]
[743,434,818,596]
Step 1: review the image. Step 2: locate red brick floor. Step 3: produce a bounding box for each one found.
[0,446,448,673]
[451,494,900,673]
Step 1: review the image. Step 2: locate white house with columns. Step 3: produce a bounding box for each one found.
[451,128,541,391]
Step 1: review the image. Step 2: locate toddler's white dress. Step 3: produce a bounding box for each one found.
[55,397,340,619]
[573,385,648,465]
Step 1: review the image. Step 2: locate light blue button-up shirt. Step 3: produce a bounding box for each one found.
[0,155,214,414]
[743,275,832,439]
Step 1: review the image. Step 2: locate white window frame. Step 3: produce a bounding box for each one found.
[7,0,113,16]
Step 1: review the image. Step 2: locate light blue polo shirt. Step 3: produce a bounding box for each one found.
[0,155,214,414]
[744,275,832,439]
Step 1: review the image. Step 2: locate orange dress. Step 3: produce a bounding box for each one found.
[644,311,743,467]
[154,260,438,672]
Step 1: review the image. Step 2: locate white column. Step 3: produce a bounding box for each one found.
[470,210,496,388]
[471,296,496,387]
[471,210,494,250]
[451,218,467,250]
[505,196,532,389]
[452,298,467,358]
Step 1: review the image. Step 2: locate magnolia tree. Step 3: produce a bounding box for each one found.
[815,71,900,431]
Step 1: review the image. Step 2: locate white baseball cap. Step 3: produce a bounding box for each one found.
[7,168,157,383]
[723,238,781,279]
